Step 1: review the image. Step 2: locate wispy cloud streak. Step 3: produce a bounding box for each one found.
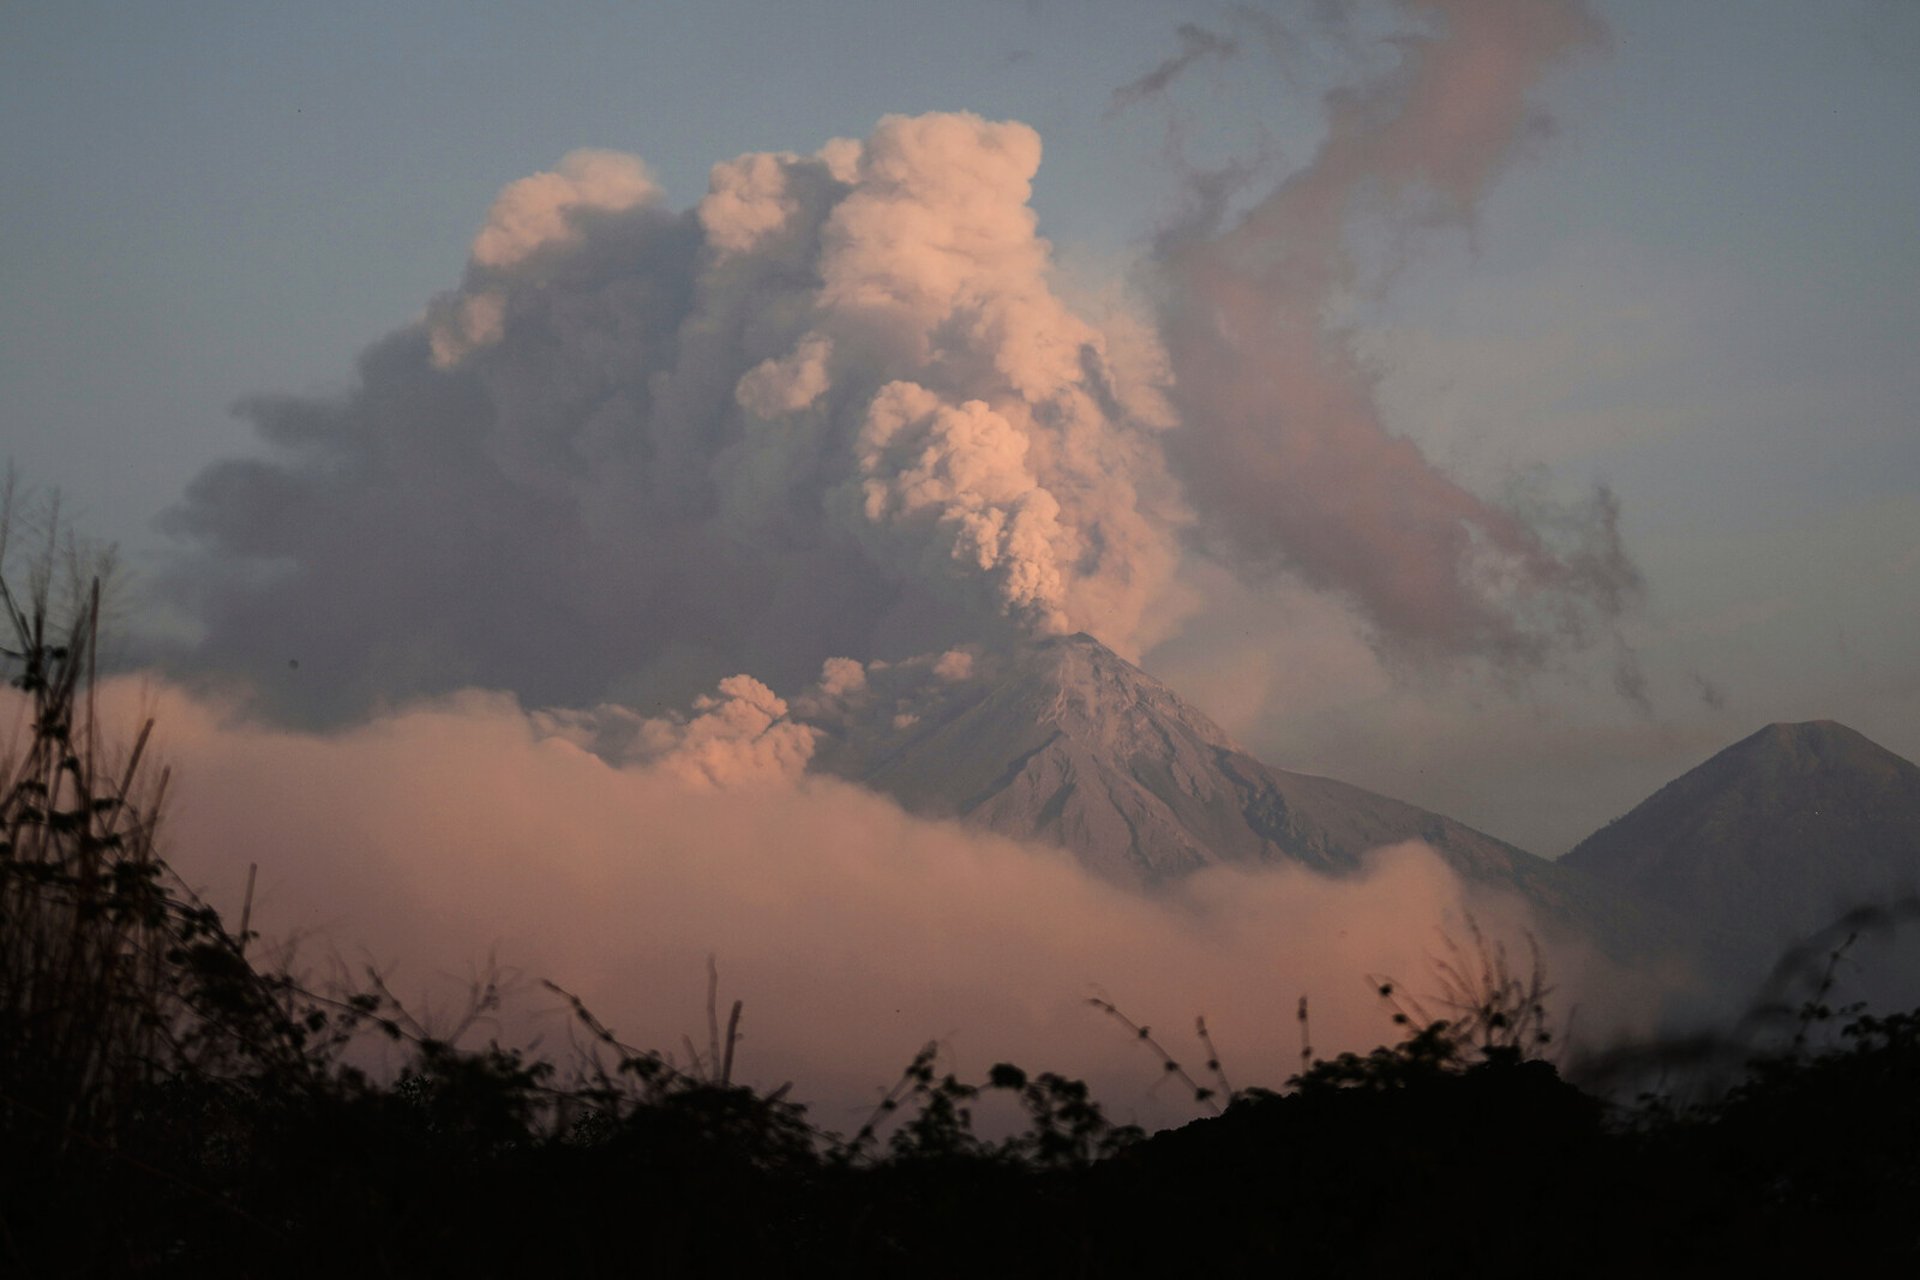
[1153,0,1637,665]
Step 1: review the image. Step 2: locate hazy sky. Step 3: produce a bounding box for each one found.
[5,0,1918,858]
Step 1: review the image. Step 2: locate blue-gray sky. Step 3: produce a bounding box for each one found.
[4,0,1917,856]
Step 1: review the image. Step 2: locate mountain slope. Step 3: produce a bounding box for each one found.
[1562,720,1920,953]
[804,634,1663,954]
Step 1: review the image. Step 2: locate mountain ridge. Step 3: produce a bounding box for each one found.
[801,633,1675,959]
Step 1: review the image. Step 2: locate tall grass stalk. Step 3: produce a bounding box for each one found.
[0,523,172,1148]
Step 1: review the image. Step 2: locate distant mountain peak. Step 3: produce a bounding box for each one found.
[1563,719,1920,951]
[1745,718,1880,750]
[1735,719,1906,773]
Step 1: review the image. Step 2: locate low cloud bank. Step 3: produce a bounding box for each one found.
[65,677,1647,1131]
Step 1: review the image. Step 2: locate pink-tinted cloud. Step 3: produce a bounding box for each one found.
[167,114,1185,724]
[468,148,660,271]
[55,676,1642,1131]
[1155,0,1636,665]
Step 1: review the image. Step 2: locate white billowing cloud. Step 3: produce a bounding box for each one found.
[813,655,869,700]
[425,148,660,370]
[470,148,659,270]
[932,648,973,682]
[426,289,506,370]
[61,676,1639,1132]
[855,382,1069,631]
[817,115,1071,396]
[633,673,818,788]
[531,673,818,788]
[700,150,813,256]
[736,333,835,418]
[786,646,984,746]
[169,113,1185,723]
[721,112,1183,648]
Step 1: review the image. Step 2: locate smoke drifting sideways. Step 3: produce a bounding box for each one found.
[100,677,1642,1131]
[1152,0,1641,666]
[164,115,1187,724]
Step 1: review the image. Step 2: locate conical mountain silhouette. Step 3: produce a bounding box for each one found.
[1564,720,1920,957]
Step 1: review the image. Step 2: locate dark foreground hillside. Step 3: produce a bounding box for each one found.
[6,1007,1918,1278]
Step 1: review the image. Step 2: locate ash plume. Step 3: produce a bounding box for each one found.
[1152,0,1639,666]
[164,6,1639,723]
[165,115,1185,721]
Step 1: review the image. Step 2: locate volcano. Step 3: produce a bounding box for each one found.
[803,633,1665,956]
[1562,720,1920,958]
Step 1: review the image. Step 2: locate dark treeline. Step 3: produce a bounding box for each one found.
[4,558,1916,1276]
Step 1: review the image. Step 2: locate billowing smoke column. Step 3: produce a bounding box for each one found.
[1154,0,1640,664]
[167,4,1641,723]
[167,114,1184,721]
